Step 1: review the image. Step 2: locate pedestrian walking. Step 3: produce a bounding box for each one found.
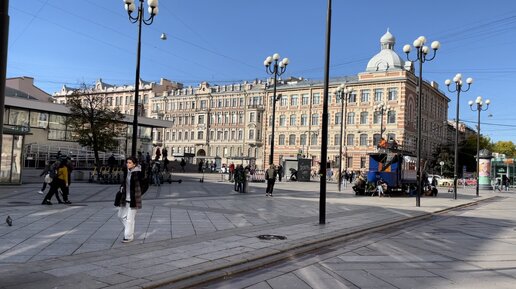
[277,164,283,182]
[116,157,148,243]
[265,164,277,197]
[42,160,69,205]
[181,158,187,173]
[234,165,245,193]
[38,160,51,195]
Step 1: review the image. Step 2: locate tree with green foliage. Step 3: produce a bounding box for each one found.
[65,84,125,166]
[461,134,493,173]
[492,141,516,157]
[429,144,454,177]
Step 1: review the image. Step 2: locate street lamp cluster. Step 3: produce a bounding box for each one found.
[374,102,390,141]
[445,74,473,200]
[124,0,159,157]
[264,53,289,165]
[469,96,490,197]
[335,84,353,192]
[403,36,440,207]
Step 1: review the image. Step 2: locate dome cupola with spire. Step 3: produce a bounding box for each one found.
[365,29,405,72]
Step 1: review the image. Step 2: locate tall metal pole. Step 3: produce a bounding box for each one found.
[403,37,440,207]
[0,0,9,161]
[416,52,423,207]
[476,108,481,197]
[270,75,278,165]
[446,74,472,200]
[131,1,143,157]
[454,90,460,200]
[264,55,288,165]
[338,90,345,192]
[320,0,332,224]
[380,107,384,139]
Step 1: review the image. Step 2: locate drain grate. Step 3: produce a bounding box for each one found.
[257,234,287,240]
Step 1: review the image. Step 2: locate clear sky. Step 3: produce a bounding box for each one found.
[6,0,516,143]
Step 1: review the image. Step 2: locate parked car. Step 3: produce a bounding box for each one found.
[438,177,454,187]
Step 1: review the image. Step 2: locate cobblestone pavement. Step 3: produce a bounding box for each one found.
[199,194,516,289]
[0,172,502,289]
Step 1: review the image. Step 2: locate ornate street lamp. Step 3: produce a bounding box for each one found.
[124,0,159,157]
[375,102,390,141]
[264,53,289,165]
[445,73,473,200]
[403,36,440,207]
[469,96,490,197]
[335,84,353,192]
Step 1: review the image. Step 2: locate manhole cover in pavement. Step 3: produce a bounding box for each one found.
[8,201,30,205]
[257,234,287,240]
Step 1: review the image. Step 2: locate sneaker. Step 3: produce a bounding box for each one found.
[64,200,72,204]
[121,238,134,243]
[41,200,52,205]
[37,190,44,195]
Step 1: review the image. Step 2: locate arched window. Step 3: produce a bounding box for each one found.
[289,134,296,145]
[290,114,296,126]
[279,134,286,145]
[279,115,286,126]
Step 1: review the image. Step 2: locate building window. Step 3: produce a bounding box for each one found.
[347,112,355,124]
[280,95,288,106]
[312,93,320,105]
[387,111,396,124]
[360,134,368,146]
[349,91,357,103]
[300,134,307,145]
[302,94,309,105]
[249,129,255,140]
[311,133,318,145]
[290,114,296,126]
[290,95,298,106]
[360,157,366,168]
[387,133,396,142]
[197,115,205,125]
[289,134,296,145]
[373,133,381,145]
[388,88,398,101]
[301,114,308,126]
[279,134,286,145]
[279,115,286,126]
[311,113,319,126]
[360,111,368,124]
[238,130,243,140]
[373,111,381,124]
[249,112,255,122]
[374,89,383,102]
[335,112,342,125]
[346,134,354,146]
[360,90,370,102]
[334,134,341,146]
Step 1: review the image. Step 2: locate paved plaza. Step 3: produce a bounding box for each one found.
[0,171,508,288]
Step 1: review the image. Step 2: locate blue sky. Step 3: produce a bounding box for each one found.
[6,0,516,143]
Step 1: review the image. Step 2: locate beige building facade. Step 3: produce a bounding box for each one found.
[52,31,450,171]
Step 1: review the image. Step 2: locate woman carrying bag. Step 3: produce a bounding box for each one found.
[116,157,148,243]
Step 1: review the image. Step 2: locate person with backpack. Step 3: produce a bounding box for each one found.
[116,156,148,243]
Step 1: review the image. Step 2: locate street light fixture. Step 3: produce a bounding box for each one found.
[264,53,289,165]
[374,102,390,141]
[445,73,473,200]
[124,0,159,157]
[335,84,353,192]
[469,96,490,197]
[403,35,440,207]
